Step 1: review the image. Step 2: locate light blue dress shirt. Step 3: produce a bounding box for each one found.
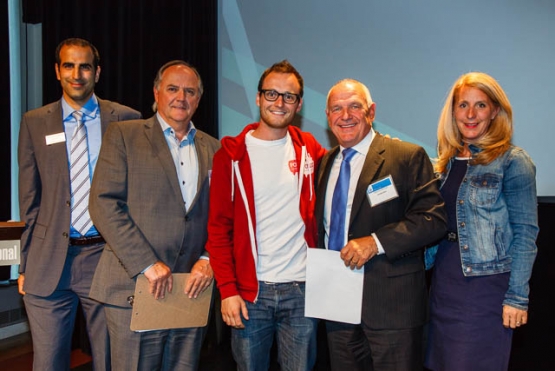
[156,113,199,211]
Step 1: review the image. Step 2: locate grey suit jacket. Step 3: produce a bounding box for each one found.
[89,115,221,307]
[316,133,447,329]
[18,98,141,297]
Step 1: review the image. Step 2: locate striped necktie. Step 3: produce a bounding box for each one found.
[70,111,92,235]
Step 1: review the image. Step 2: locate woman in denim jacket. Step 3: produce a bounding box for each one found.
[425,72,539,371]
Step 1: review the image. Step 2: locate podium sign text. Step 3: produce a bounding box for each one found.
[0,240,20,265]
[0,221,25,266]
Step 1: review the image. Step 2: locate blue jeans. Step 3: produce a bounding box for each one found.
[232,281,318,371]
[138,327,206,371]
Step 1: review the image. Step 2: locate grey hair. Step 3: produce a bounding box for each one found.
[152,60,203,112]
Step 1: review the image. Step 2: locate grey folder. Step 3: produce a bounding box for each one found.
[130,273,213,331]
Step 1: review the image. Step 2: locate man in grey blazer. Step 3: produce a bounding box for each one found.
[89,60,220,370]
[18,38,141,371]
[315,79,447,370]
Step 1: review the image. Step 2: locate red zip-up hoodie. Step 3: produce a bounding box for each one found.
[206,123,326,303]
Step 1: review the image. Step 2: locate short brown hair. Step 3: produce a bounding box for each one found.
[257,60,304,97]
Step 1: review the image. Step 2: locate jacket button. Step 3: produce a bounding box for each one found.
[62,232,69,238]
[465,266,472,273]
[66,201,71,206]
[463,245,469,250]
[460,222,466,228]
[459,199,464,205]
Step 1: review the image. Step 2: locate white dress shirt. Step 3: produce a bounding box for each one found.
[323,128,385,254]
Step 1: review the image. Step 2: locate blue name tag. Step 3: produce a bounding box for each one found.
[367,177,392,192]
[366,175,398,207]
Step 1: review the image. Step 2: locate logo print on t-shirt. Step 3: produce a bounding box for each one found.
[289,160,298,175]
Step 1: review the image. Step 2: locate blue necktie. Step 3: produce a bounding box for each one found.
[70,111,93,235]
[328,148,356,251]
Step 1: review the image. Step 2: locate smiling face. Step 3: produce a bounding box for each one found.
[153,64,201,128]
[453,86,500,145]
[326,80,375,148]
[55,44,100,109]
[256,72,303,135]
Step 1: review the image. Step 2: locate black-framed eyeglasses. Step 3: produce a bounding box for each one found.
[259,89,301,104]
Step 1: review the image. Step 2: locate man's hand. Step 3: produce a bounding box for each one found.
[383,134,401,141]
[503,304,528,329]
[17,273,25,295]
[184,259,213,298]
[221,295,248,329]
[144,261,173,299]
[340,236,379,270]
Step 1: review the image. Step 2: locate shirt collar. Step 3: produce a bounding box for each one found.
[156,112,197,141]
[338,127,375,157]
[61,94,99,121]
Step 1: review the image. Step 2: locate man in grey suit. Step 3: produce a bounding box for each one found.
[89,60,220,370]
[18,38,141,371]
[315,79,447,370]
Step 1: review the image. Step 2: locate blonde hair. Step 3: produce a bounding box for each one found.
[436,72,513,174]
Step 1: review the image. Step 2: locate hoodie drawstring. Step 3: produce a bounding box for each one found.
[231,160,236,201]
[232,161,258,271]
[298,146,307,202]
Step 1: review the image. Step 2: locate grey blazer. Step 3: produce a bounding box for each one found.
[18,98,141,296]
[89,116,221,307]
[315,133,447,329]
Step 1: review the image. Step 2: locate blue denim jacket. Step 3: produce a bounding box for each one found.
[426,145,538,310]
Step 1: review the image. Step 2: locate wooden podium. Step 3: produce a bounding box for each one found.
[0,221,25,280]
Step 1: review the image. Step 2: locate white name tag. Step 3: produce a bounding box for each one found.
[366,175,398,207]
[45,132,66,145]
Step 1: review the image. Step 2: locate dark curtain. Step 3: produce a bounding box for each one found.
[0,0,217,216]
[22,0,218,138]
[1,0,217,267]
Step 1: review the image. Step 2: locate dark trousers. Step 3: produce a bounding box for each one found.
[24,243,109,371]
[326,320,424,371]
[105,304,207,371]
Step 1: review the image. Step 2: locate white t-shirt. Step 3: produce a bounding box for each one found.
[246,131,307,282]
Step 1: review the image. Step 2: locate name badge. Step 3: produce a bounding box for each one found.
[45,132,66,145]
[366,175,398,207]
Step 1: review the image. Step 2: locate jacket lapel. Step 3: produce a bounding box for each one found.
[186,131,209,212]
[45,102,71,178]
[144,117,186,213]
[349,135,385,224]
[315,147,339,247]
[98,99,117,134]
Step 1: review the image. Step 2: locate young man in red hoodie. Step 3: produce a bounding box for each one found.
[207,60,326,370]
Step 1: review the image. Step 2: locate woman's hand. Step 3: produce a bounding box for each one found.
[502,305,528,329]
